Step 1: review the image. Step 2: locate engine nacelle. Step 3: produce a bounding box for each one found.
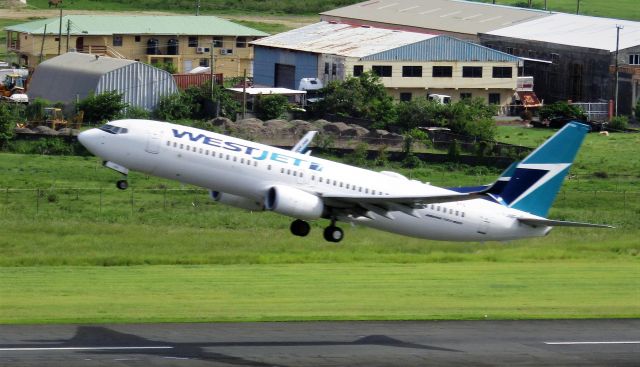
[264,185,324,220]
[209,191,264,211]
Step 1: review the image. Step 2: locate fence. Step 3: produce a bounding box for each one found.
[1,187,637,227]
[570,102,611,121]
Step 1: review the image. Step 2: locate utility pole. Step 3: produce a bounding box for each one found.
[66,19,71,52]
[242,69,247,120]
[576,0,580,15]
[544,0,547,10]
[615,25,623,117]
[39,24,47,63]
[57,8,63,55]
[195,0,200,16]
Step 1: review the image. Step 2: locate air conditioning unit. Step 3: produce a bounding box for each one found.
[220,48,232,55]
[196,47,205,54]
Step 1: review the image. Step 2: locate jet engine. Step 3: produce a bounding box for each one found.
[264,185,324,220]
[209,191,264,211]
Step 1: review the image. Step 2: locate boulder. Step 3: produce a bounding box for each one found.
[322,121,350,135]
[288,120,313,136]
[209,116,233,127]
[14,127,34,134]
[56,128,79,136]
[342,124,369,137]
[264,119,290,130]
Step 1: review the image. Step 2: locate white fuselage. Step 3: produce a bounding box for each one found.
[79,120,550,241]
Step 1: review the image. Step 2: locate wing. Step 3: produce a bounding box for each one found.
[321,192,485,219]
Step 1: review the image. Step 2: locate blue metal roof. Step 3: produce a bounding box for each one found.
[360,35,520,62]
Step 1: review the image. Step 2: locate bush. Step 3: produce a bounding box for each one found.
[255,94,288,120]
[609,116,629,131]
[154,83,239,121]
[539,101,586,121]
[346,142,369,166]
[123,106,151,119]
[448,139,461,158]
[77,91,129,124]
[0,103,22,148]
[155,93,193,121]
[25,97,50,121]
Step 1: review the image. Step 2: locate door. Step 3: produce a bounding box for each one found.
[274,63,295,89]
[75,37,84,52]
[477,215,490,236]
[145,130,161,154]
[183,60,193,73]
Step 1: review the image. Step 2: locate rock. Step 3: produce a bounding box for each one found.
[311,119,329,129]
[288,120,313,136]
[343,124,369,137]
[14,127,34,134]
[209,117,233,127]
[56,128,79,136]
[264,119,290,130]
[366,129,391,138]
[32,126,58,135]
[322,122,350,135]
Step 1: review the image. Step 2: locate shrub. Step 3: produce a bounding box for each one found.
[255,94,289,120]
[448,139,461,158]
[77,91,129,124]
[346,142,369,166]
[155,93,193,121]
[0,103,22,148]
[609,116,629,131]
[539,101,586,121]
[123,106,151,119]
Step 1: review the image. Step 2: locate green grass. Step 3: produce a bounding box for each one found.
[472,0,640,20]
[1,262,637,324]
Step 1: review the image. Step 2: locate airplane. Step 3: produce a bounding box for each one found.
[78,119,610,243]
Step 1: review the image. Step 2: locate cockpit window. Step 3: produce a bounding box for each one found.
[98,124,128,134]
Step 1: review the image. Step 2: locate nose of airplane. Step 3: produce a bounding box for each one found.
[77,128,101,155]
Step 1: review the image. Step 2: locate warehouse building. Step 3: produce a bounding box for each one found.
[28,52,178,110]
[480,13,640,115]
[252,22,522,107]
[4,15,268,76]
[320,0,550,41]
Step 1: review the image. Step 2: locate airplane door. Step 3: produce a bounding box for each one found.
[145,129,162,154]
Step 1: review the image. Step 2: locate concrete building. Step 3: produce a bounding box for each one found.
[28,52,178,111]
[480,13,640,115]
[252,22,521,107]
[4,15,268,76]
[320,0,550,41]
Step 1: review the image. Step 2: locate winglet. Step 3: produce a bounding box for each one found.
[291,131,317,154]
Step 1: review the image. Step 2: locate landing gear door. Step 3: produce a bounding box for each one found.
[145,129,162,154]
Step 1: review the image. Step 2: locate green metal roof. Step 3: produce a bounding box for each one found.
[4,15,269,37]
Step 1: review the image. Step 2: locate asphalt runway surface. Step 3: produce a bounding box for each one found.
[1,320,638,366]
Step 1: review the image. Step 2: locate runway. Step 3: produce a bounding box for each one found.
[1,320,638,366]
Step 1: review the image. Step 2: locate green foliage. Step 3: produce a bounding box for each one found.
[635,100,640,119]
[539,101,587,121]
[77,91,129,124]
[0,103,21,148]
[396,98,447,131]
[448,139,462,158]
[374,145,389,167]
[123,106,151,119]
[316,72,396,125]
[476,140,495,157]
[5,138,87,156]
[346,142,369,166]
[152,62,177,74]
[609,116,629,130]
[155,83,239,121]
[155,93,192,121]
[25,97,50,121]
[255,94,289,120]
[401,153,423,168]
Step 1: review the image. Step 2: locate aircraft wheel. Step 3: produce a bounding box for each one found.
[290,219,311,237]
[116,180,129,190]
[323,225,344,243]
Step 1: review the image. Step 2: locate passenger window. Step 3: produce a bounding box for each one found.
[339,182,343,187]
[219,153,223,158]
[233,156,237,162]
[319,177,323,183]
[193,147,196,152]
[300,173,303,178]
[462,212,465,218]
[287,169,291,175]
[226,155,230,160]
[199,148,203,154]
[180,144,184,149]
[268,165,272,170]
[293,171,297,177]
[205,150,209,155]
[281,168,284,173]
[455,211,459,216]
[166,141,170,146]
[365,188,369,193]
[240,158,244,164]
[173,142,177,147]
[372,190,376,195]
[254,161,257,167]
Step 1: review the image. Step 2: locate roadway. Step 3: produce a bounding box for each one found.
[1,320,638,366]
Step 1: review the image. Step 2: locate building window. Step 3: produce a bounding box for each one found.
[200,58,209,67]
[353,65,363,76]
[488,93,501,105]
[332,63,337,76]
[236,37,246,48]
[213,36,223,48]
[134,35,141,42]
[188,36,198,47]
[492,67,513,78]
[372,65,392,77]
[505,47,514,55]
[629,54,640,65]
[551,53,560,63]
[460,92,472,100]
[112,35,123,47]
[402,66,422,77]
[324,62,329,74]
[432,66,452,77]
[400,92,412,102]
[462,66,482,78]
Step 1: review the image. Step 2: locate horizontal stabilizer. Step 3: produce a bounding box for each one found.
[518,218,614,228]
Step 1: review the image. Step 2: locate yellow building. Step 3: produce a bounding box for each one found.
[4,15,268,76]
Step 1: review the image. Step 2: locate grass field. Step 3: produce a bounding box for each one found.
[1,263,638,324]
[0,126,638,323]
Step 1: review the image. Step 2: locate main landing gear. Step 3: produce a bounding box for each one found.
[116,179,128,190]
[289,218,344,243]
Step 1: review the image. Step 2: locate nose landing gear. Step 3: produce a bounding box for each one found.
[116,179,129,190]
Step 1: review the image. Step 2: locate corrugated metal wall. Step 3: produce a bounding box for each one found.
[253,46,318,88]
[97,63,178,110]
[362,36,520,62]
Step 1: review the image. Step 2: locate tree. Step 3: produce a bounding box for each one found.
[316,72,396,125]
[77,91,129,124]
[154,82,239,121]
[539,101,586,121]
[0,103,21,148]
[255,94,288,120]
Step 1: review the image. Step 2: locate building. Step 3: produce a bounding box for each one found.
[320,0,550,41]
[480,13,640,115]
[4,15,268,76]
[252,22,522,107]
[28,52,178,111]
